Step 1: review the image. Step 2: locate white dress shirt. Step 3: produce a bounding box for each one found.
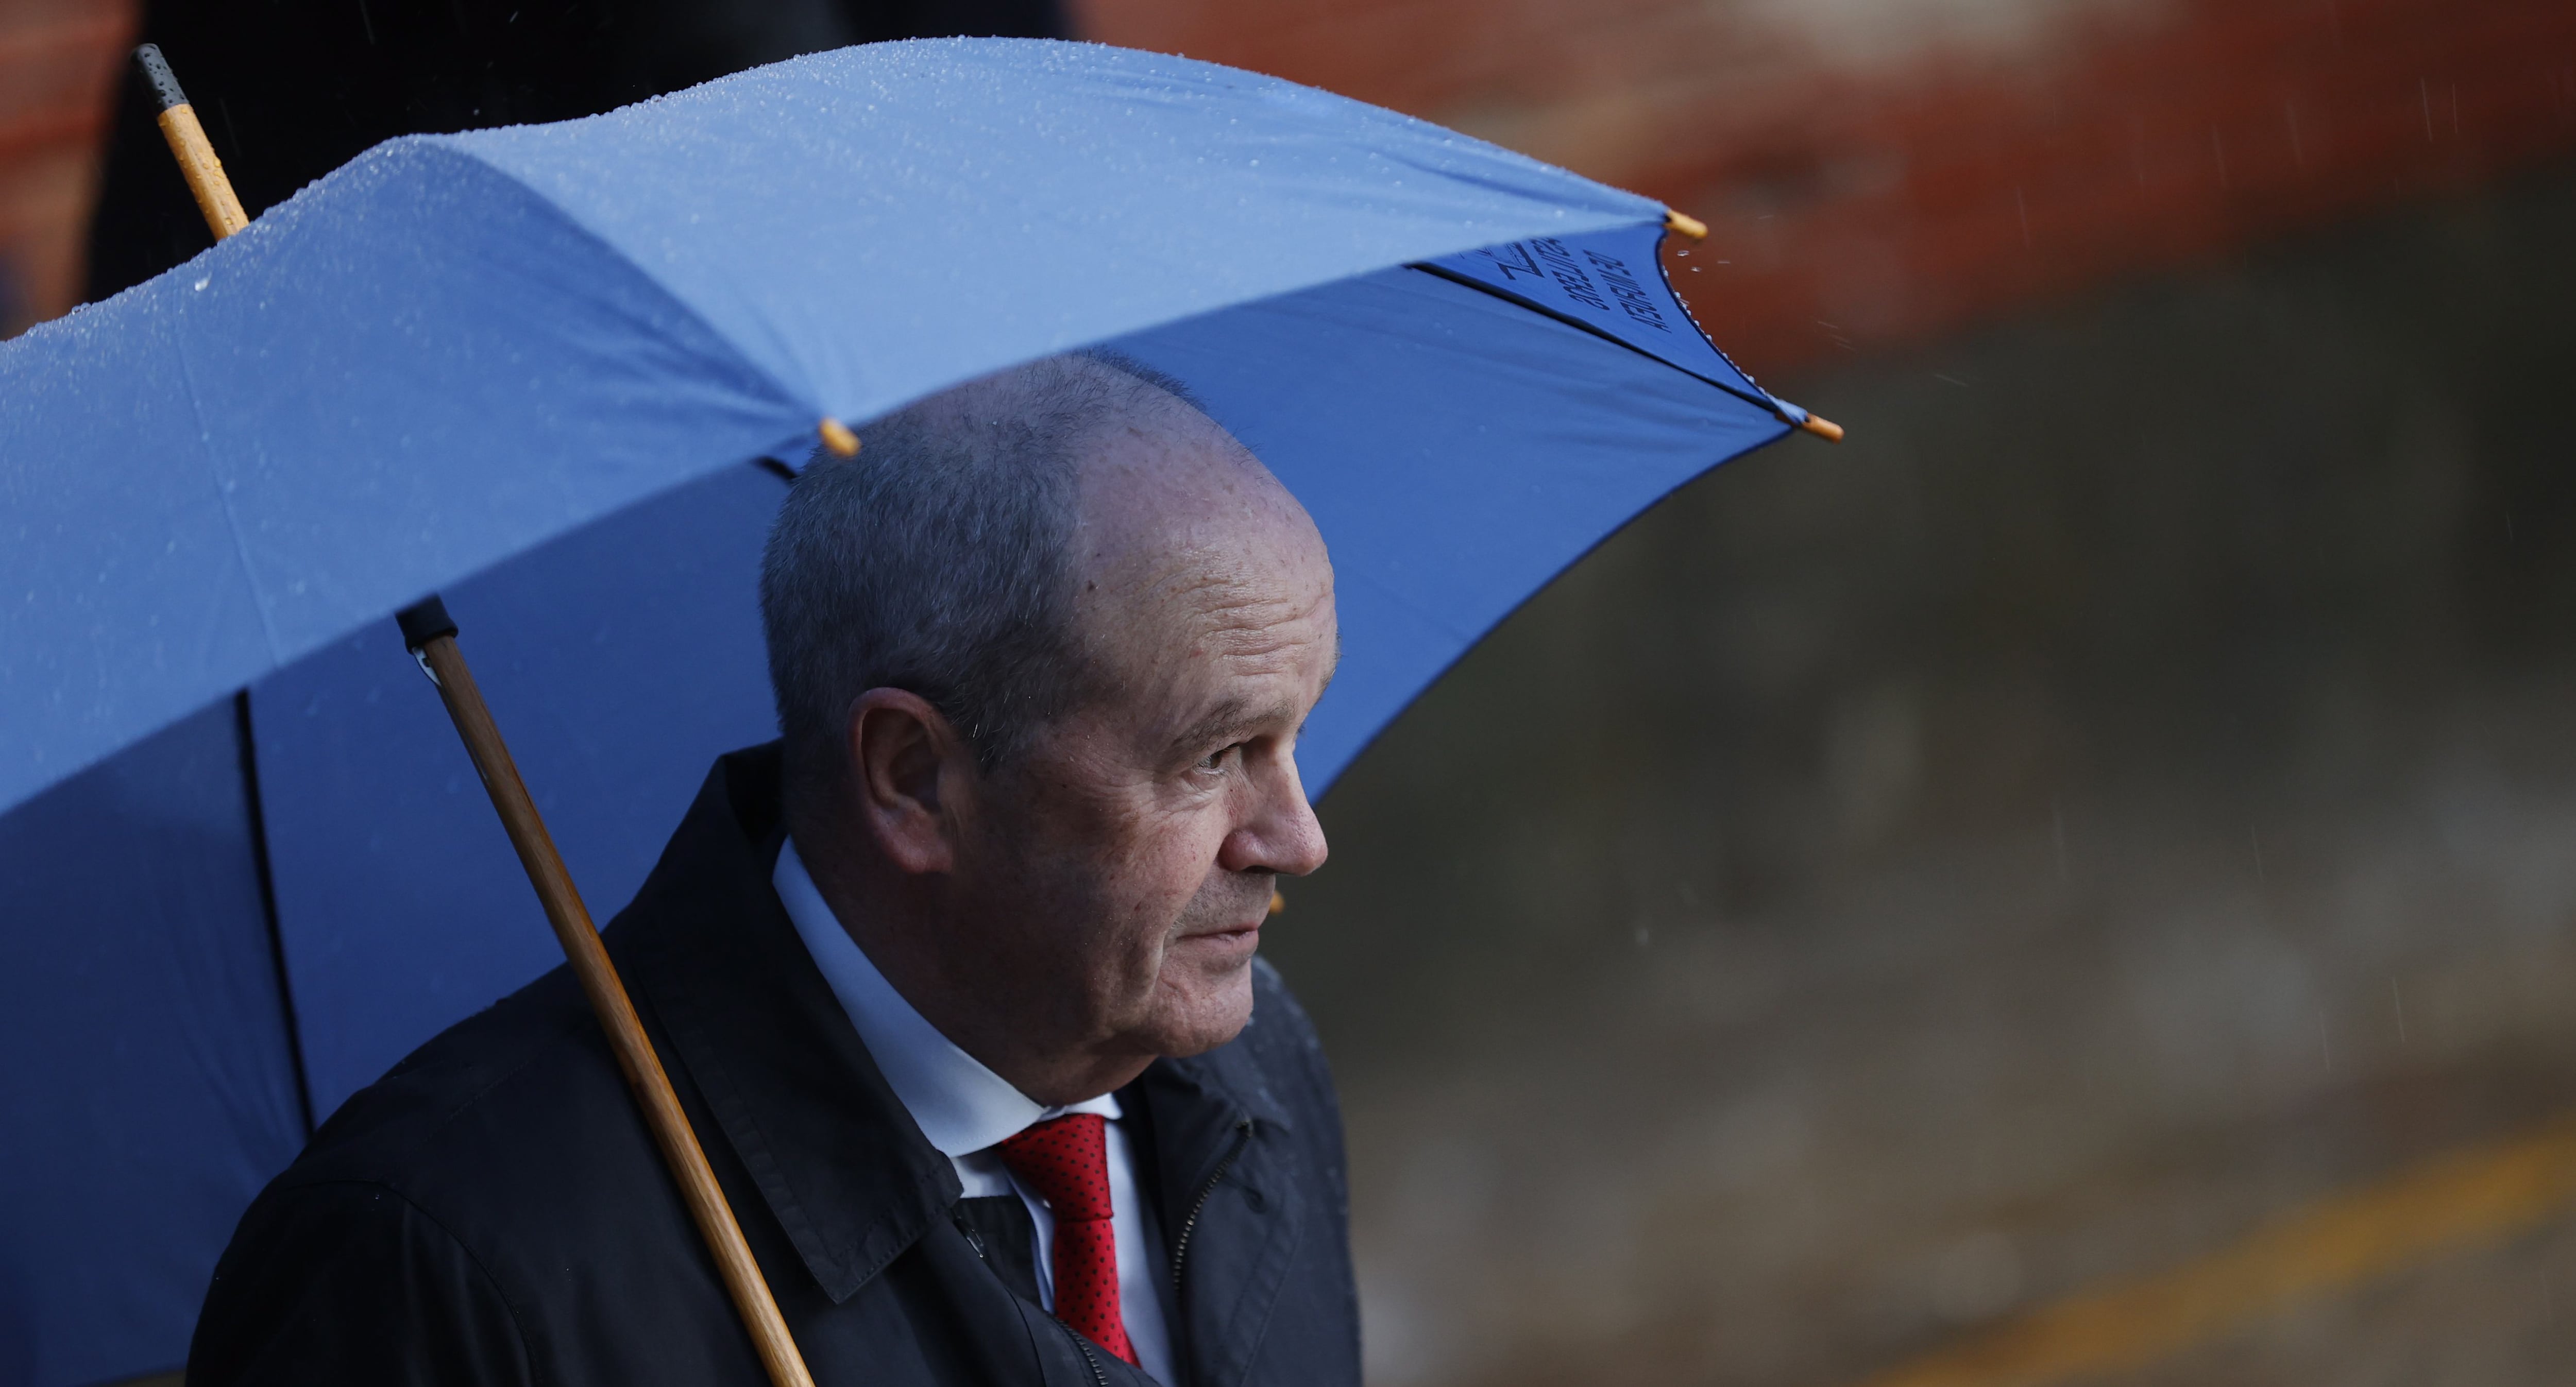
[774,838,1173,1383]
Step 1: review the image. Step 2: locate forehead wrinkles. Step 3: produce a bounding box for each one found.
[1112,545,1329,673]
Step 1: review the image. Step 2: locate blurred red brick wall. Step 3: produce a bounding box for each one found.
[1083,0,2576,379]
[0,0,131,333]
[8,0,2572,366]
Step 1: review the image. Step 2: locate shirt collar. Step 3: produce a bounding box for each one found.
[774,836,1117,1158]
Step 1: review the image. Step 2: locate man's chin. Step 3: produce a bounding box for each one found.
[1140,957,1259,1057]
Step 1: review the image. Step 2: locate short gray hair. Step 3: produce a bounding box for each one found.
[759,352,1202,825]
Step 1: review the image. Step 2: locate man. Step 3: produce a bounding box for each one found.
[187,354,1357,1385]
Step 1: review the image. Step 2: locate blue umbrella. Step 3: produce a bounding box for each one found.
[0,37,1827,1385]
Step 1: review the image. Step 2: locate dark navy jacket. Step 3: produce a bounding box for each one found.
[189,744,1359,1386]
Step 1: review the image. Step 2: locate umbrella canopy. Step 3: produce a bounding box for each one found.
[0,38,1810,1385]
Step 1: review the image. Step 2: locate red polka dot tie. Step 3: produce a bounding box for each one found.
[996,1113,1137,1366]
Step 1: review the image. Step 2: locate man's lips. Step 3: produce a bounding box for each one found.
[1175,919,1263,946]
[1172,886,1275,947]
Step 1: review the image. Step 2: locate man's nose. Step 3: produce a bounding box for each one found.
[1221,758,1329,877]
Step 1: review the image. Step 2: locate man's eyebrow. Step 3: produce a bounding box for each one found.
[1173,697,1295,753]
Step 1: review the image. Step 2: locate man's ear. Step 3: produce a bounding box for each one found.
[844,688,968,875]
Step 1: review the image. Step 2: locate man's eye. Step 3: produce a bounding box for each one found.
[1199,744,1241,772]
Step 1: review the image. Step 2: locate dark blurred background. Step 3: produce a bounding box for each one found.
[8,1,2576,1383]
[1284,177,2576,1386]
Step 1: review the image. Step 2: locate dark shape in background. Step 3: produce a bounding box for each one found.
[84,0,1063,301]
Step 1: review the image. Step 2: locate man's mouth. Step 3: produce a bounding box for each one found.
[1182,920,1261,940]
[1171,881,1276,951]
[1174,918,1264,955]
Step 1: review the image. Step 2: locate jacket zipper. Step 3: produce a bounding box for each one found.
[963,1205,1112,1386]
[954,1213,990,1262]
[1170,1117,1255,1298]
[1057,1316,1111,1387]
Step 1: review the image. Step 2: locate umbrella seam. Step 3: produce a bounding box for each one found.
[234,689,317,1138]
[417,69,1657,429]
[1405,258,1807,423]
[409,139,810,416]
[171,319,287,666]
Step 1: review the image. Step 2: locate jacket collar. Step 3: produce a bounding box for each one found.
[609,743,957,1304]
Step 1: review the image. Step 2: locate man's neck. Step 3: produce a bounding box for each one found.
[792,832,1152,1107]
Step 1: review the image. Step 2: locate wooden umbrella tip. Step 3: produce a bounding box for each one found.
[1268,891,1285,916]
[1664,209,1709,241]
[818,417,860,457]
[1797,412,1846,443]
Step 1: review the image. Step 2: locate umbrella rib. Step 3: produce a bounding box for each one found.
[233,689,317,1137]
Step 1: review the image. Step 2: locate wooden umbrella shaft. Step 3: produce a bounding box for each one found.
[408,623,816,1387]
[131,42,815,1386]
[133,44,247,238]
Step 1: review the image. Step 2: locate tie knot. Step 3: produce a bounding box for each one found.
[994,1112,1115,1222]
